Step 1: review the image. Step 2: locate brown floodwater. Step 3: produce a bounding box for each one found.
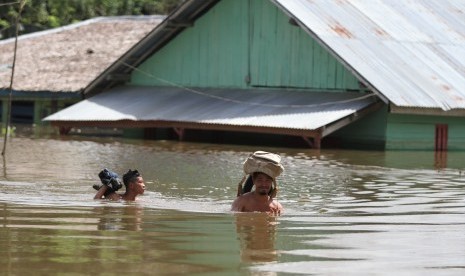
[0,135,464,275]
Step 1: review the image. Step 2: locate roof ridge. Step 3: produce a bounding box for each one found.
[0,15,165,45]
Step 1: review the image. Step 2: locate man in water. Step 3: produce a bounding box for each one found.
[231,151,284,215]
[94,169,145,201]
[231,171,283,215]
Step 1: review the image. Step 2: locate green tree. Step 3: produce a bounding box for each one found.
[0,0,183,39]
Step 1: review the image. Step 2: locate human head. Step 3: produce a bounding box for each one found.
[123,169,140,186]
[123,169,145,195]
[252,172,274,195]
[238,151,284,198]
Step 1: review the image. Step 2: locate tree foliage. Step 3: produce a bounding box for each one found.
[0,0,183,39]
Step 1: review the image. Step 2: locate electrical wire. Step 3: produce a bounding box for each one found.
[120,61,376,109]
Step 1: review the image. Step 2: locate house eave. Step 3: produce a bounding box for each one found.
[390,105,465,117]
[49,120,322,137]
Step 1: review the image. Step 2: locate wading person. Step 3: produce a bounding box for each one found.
[94,169,145,201]
[231,151,284,215]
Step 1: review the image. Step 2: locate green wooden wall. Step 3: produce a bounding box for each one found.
[130,0,360,91]
[330,110,465,151]
[131,0,249,88]
[248,0,359,89]
[34,98,78,125]
[329,105,388,150]
[386,114,465,151]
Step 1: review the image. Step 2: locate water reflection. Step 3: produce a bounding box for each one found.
[96,205,144,231]
[434,150,448,170]
[235,213,278,264]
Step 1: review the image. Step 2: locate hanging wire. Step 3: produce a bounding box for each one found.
[120,61,376,108]
[2,0,26,156]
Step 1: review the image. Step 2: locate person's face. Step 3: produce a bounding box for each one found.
[253,173,273,195]
[131,176,146,195]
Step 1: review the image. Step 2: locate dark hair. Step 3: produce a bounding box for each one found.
[123,169,140,186]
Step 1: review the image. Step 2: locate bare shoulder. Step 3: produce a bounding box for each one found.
[231,192,252,211]
[233,192,254,201]
[106,193,122,201]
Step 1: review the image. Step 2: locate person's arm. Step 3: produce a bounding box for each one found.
[94,185,121,200]
[106,192,121,201]
[269,200,283,215]
[94,185,109,199]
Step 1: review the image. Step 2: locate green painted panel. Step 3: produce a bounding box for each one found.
[329,105,388,149]
[386,114,465,151]
[131,0,361,91]
[249,0,360,90]
[131,0,250,88]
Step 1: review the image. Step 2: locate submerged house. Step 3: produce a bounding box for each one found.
[44,0,465,150]
[0,15,164,132]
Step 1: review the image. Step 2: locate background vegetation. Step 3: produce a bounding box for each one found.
[0,0,184,39]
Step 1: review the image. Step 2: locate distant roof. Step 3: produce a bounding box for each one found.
[43,85,381,139]
[85,0,465,111]
[0,15,164,93]
[273,0,465,111]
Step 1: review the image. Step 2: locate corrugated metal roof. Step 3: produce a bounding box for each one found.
[272,0,465,111]
[44,86,379,137]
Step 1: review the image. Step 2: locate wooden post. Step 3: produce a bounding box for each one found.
[314,136,321,149]
[301,136,321,149]
[2,0,26,156]
[173,127,185,141]
[59,127,71,135]
[435,124,448,151]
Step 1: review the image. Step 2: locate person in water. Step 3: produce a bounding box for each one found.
[231,151,284,215]
[94,169,145,201]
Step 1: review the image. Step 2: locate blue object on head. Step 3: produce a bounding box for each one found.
[98,168,122,191]
[99,168,117,184]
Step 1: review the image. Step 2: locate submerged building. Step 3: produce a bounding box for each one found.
[0,15,164,133]
[44,0,465,151]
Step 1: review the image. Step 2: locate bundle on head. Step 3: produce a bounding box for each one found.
[237,151,284,198]
[96,168,123,192]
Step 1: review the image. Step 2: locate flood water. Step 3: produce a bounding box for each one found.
[1,136,464,275]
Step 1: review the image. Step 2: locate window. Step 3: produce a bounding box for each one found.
[11,101,34,124]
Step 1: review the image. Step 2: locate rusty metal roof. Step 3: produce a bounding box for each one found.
[44,86,380,137]
[272,0,465,111]
[82,0,465,111]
